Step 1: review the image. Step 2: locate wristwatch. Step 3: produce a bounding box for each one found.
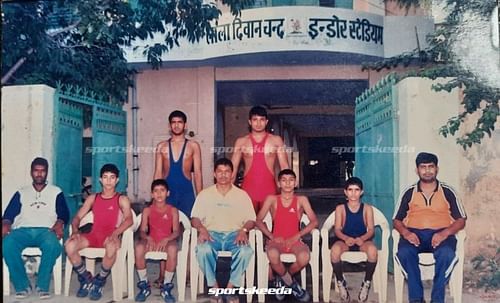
[241,227,249,233]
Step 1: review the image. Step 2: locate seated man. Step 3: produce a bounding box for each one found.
[191,158,255,303]
[256,169,318,302]
[65,163,133,301]
[134,179,180,303]
[393,152,467,303]
[2,157,69,299]
[330,177,378,302]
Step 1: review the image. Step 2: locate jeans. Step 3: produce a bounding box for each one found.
[395,228,457,303]
[3,227,61,292]
[195,231,253,287]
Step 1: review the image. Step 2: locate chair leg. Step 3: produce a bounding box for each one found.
[177,250,188,302]
[64,257,73,296]
[245,255,255,303]
[53,254,62,295]
[322,261,332,303]
[3,258,11,296]
[257,261,268,303]
[300,268,307,290]
[190,256,199,301]
[312,262,319,302]
[393,258,404,303]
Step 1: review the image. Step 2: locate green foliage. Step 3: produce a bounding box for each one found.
[470,248,500,290]
[367,0,500,149]
[2,0,250,102]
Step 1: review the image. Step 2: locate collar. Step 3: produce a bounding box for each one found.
[416,180,440,192]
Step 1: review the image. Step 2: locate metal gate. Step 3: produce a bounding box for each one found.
[53,83,127,217]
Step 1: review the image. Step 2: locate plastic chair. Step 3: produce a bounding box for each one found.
[256,212,320,302]
[320,206,389,303]
[127,211,191,301]
[3,238,63,296]
[63,211,134,302]
[392,229,466,303]
[190,227,256,302]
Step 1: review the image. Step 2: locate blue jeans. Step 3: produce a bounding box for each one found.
[195,231,253,287]
[3,227,62,292]
[396,228,457,303]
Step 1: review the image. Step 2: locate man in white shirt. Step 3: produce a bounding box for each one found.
[2,157,69,300]
[191,158,255,303]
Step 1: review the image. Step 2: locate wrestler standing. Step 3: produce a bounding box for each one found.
[231,106,289,214]
[153,110,203,286]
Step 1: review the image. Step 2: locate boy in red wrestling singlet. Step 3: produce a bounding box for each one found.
[134,179,180,303]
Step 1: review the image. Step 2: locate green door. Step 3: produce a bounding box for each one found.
[91,105,127,193]
[53,97,84,218]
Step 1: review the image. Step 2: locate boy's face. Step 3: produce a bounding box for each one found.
[279,174,296,192]
[169,117,186,136]
[151,185,169,203]
[248,115,268,133]
[100,172,118,190]
[344,184,363,202]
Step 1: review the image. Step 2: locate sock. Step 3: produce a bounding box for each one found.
[137,269,148,282]
[280,272,293,286]
[97,265,111,280]
[364,261,377,282]
[73,262,87,276]
[164,271,175,284]
[332,262,344,281]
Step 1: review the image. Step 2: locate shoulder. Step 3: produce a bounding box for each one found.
[400,183,417,199]
[46,184,63,193]
[268,134,284,145]
[119,194,131,204]
[363,203,373,211]
[335,204,345,212]
[296,195,310,205]
[440,181,459,198]
[156,140,169,151]
[188,139,201,150]
[235,135,250,145]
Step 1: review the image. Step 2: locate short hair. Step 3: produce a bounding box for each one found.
[151,179,169,191]
[31,157,49,171]
[278,169,296,180]
[248,106,268,119]
[415,152,438,166]
[100,163,119,178]
[168,110,187,123]
[344,177,363,190]
[214,157,233,171]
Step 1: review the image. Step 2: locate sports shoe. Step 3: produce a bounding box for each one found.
[290,280,310,302]
[15,286,32,299]
[89,275,107,301]
[273,276,286,301]
[358,280,371,302]
[36,287,51,300]
[337,279,350,302]
[160,282,176,303]
[76,271,93,298]
[135,280,152,302]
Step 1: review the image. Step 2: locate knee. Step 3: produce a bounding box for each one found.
[330,246,342,262]
[167,245,178,260]
[267,249,280,264]
[196,243,213,258]
[105,242,119,257]
[397,244,416,260]
[297,251,310,266]
[2,235,16,252]
[435,246,456,263]
[64,239,77,255]
[366,245,378,260]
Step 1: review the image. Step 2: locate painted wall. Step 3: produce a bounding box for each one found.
[126,67,216,202]
[1,85,55,211]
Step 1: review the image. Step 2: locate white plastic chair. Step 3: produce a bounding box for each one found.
[256,212,320,302]
[190,227,256,302]
[63,211,134,302]
[392,229,466,303]
[320,206,389,303]
[3,238,63,296]
[128,211,191,301]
